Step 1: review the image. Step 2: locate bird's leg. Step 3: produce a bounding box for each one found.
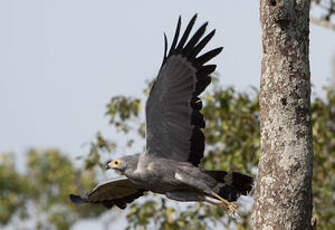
[211,192,239,214]
[204,199,232,217]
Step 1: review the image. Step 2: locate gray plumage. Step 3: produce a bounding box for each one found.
[69,176,145,209]
[70,14,253,214]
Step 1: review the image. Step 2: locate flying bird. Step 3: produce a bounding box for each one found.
[70,14,253,216]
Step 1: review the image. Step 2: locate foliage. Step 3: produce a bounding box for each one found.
[311,88,335,229]
[312,0,335,22]
[1,79,335,229]
[0,149,105,229]
[311,0,335,31]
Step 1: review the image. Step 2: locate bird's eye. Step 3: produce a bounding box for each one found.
[114,160,120,165]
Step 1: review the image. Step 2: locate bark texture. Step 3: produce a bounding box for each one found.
[252,0,313,229]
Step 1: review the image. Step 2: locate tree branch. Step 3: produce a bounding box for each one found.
[310,16,335,31]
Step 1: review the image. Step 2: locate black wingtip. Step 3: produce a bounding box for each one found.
[187,29,216,59]
[164,33,168,51]
[183,22,208,54]
[168,16,182,58]
[177,15,182,25]
[69,194,86,204]
[160,33,169,67]
[176,14,198,51]
[195,47,224,67]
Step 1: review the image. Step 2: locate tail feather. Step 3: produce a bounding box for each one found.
[228,172,253,195]
[204,170,253,202]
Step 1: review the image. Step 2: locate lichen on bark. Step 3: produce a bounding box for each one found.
[252,0,313,229]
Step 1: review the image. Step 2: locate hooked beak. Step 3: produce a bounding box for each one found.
[105,160,112,170]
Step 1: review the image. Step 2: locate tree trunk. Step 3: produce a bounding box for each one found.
[252,1,313,229]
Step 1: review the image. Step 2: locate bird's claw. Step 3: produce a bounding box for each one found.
[210,192,239,216]
[204,199,239,217]
[219,201,238,216]
[227,202,238,215]
[225,201,237,211]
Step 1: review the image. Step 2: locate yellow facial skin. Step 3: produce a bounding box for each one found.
[108,159,122,169]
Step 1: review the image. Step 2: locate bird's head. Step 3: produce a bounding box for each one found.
[106,159,126,172]
[105,154,139,174]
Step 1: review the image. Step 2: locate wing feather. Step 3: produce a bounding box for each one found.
[175,14,197,52]
[183,22,208,54]
[187,29,216,58]
[194,47,224,67]
[162,33,168,66]
[69,177,145,209]
[146,15,222,166]
[168,16,181,58]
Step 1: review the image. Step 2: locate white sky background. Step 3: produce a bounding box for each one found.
[0,0,334,229]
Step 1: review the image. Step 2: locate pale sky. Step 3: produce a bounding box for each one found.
[0,0,334,229]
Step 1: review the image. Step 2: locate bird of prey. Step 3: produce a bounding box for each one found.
[70,14,253,216]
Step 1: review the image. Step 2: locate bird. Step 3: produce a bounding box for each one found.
[69,14,253,216]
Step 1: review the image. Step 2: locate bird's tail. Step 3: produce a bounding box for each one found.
[204,170,253,202]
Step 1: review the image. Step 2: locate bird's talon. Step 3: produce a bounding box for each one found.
[211,192,239,215]
[229,204,239,215]
[220,203,231,216]
[204,199,237,216]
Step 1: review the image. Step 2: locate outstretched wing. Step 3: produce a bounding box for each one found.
[145,14,222,166]
[69,177,146,209]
